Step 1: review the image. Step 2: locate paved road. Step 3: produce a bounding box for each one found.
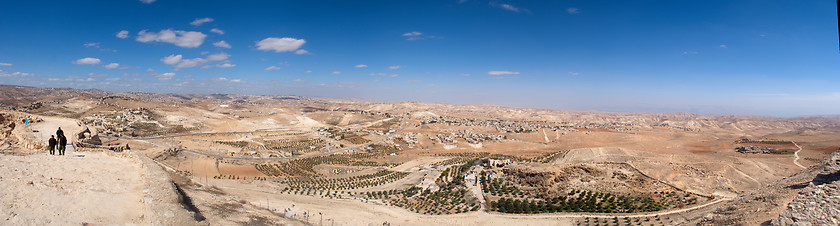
[105,119,413,161]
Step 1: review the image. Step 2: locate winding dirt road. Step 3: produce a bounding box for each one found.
[793,141,806,169]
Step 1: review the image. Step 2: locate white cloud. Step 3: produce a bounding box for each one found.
[390,74,399,77]
[567,72,579,76]
[719,44,727,48]
[403,31,422,37]
[161,53,229,70]
[138,0,155,3]
[206,52,230,61]
[488,71,519,75]
[295,49,310,55]
[567,8,580,14]
[256,37,306,53]
[136,29,207,48]
[213,40,231,48]
[332,71,341,75]
[305,70,312,73]
[103,63,120,69]
[161,54,183,65]
[116,30,129,39]
[265,66,281,71]
[214,77,242,83]
[190,17,214,26]
[461,73,470,76]
[157,72,175,80]
[681,51,699,55]
[83,42,100,48]
[0,63,12,66]
[73,57,102,65]
[216,63,236,68]
[210,28,224,35]
[389,65,401,70]
[355,64,368,68]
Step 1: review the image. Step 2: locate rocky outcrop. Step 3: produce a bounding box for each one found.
[772,151,840,225]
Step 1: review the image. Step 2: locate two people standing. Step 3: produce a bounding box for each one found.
[48,127,67,155]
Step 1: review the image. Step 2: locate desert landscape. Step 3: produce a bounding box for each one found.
[0,85,838,225]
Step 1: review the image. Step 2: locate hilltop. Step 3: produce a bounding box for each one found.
[0,85,838,225]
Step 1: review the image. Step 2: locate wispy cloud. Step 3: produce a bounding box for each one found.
[332,71,341,75]
[295,49,310,55]
[402,31,439,40]
[0,62,13,66]
[216,63,236,68]
[355,64,368,68]
[83,42,117,52]
[567,72,579,76]
[681,51,699,55]
[210,28,224,35]
[190,17,214,26]
[138,0,155,4]
[567,8,580,14]
[265,66,281,71]
[488,71,519,75]
[403,31,422,37]
[719,44,727,48]
[214,77,242,83]
[389,65,401,70]
[493,3,529,13]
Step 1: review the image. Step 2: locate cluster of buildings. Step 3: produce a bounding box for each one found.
[398,132,419,147]
[81,107,154,136]
[419,115,640,134]
[735,145,779,154]
[654,123,700,132]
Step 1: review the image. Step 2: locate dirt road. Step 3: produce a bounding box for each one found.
[793,141,806,169]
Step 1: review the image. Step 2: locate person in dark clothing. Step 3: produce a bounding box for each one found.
[56,127,64,138]
[48,135,57,155]
[58,135,67,155]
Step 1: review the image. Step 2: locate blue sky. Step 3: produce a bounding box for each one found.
[0,0,838,117]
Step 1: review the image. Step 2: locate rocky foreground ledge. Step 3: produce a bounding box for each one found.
[772,150,840,226]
